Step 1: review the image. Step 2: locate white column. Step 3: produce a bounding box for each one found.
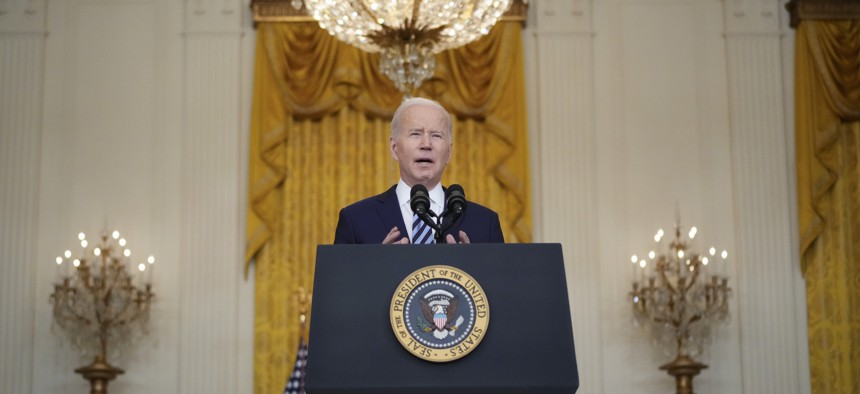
[0,1,46,393]
[179,0,245,392]
[531,1,601,392]
[723,0,810,393]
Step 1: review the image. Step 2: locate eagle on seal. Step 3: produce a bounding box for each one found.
[420,297,459,332]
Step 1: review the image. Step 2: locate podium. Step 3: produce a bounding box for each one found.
[305,243,579,394]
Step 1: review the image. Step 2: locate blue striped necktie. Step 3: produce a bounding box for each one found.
[412,213,435,244]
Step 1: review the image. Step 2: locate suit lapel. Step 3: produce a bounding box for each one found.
[376,185,408,237]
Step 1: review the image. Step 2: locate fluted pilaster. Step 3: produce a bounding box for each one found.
[179,0,244,392]
[0,1,46,393]
[532,0,600,392]
[723,0,809,393]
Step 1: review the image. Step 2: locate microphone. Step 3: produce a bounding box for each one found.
[438,185,467,243]
[445,184,467,215]
[410,184,431,215]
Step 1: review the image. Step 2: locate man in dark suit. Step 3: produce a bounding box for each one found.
[334,97,504,245]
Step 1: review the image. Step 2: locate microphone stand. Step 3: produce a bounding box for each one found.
[412,199,464,243]
[415,210,443,243]
[433,209,464,244]
[415,209,457,244]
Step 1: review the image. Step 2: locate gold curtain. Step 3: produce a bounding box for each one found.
[246,21,531,394]
[796,20,860,394]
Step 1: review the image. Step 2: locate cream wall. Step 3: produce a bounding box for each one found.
[0,0,807,393]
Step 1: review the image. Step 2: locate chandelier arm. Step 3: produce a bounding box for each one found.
[64,285,97,325]
[686,314,703,326]
[410,0,422,30]
[356,1,381,29]
[657,261,677,295]
[111,297,147,328]
[59,301,92,326]
[683,259,701,296]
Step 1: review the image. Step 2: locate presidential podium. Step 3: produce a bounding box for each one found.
[305,244,579,394]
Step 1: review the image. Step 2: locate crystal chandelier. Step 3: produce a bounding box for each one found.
[290,0,513,94]
[50,230,155,394]
[628,221,731,394]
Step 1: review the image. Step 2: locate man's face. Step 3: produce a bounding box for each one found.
[390,104,452,188]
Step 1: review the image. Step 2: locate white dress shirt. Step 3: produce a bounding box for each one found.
[395,179,444,242]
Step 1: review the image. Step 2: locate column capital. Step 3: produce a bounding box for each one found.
[0,0,46,34]
[534,0,593,35]
[723,0,782,35]
[185,0,243,34]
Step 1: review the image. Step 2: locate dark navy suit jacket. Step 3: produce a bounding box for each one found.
[333,185,505,244]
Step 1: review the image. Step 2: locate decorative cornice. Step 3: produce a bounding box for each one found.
[250,0,528,26]
[787,0,860,28]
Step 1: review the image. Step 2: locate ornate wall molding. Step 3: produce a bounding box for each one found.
[724,0,782,34]
[787,0,860,28]
[530,0,600,391]
[0,20,45,394]
[185,0,243,33]
[179,21,244,392]
[723,1,809,390]
[0,0,46,33]
[534,0,591,35]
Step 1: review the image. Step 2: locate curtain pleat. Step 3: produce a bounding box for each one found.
[246,21,531,394]
[796,20,860,394]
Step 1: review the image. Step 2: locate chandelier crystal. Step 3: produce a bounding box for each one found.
[294,0,513,94]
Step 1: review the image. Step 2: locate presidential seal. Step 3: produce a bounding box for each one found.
[389,265,489,362]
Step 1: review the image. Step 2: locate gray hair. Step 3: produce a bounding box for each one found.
[390,97,453,140]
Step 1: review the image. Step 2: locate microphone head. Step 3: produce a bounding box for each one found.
[446,184,467,214]
[410,184,430,214]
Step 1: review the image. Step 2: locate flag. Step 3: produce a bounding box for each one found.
[284,339,308,394]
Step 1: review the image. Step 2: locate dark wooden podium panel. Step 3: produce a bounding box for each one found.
[306,243,579,394]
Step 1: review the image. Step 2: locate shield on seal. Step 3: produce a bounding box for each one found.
[434,309,447,330]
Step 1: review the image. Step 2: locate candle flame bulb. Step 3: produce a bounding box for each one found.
[721,250,728,259]
[64,250,71,258]
[112,231,120,239]
[119,238,127,247]
[55,257,63,264]
[138,263,146,272]
[147,256,155,264]
[78,232,86,240]
[81,240,88,248]
[94,248,101,256]
[631,255,638,263]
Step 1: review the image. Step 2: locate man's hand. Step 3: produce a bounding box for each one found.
[445,230,470,244]
[382,227,409,244]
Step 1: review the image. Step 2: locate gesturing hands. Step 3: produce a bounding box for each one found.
[382,227,471,244]
[382,227,409,244]
[445,231,470,244]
